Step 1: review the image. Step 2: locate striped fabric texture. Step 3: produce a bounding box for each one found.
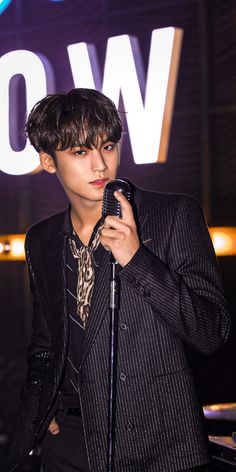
[7,186,230,472]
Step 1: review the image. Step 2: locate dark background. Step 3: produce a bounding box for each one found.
[0,0,235,466]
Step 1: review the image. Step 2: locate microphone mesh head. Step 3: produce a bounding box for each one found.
[102,179,131,218]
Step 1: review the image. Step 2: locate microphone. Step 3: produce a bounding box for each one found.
[102,179,131,219]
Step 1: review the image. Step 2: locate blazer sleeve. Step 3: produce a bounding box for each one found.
[24,229,55,388]
[119,195,230,355]
[6,231,55,472]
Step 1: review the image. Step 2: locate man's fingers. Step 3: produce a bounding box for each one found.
[114,191,134,220]
[103,215,120,230]
[48,417,60,435]
[100,191,140,266]
[102,217,127,232]
[102,192,134,229]
[103,211,135,232]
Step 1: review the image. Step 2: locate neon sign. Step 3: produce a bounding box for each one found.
[0,27,183,175]
[0,0,13,15]
[0,0,63,15]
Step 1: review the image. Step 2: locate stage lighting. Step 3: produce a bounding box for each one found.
[209,227,236,256]
[0,234,25,260]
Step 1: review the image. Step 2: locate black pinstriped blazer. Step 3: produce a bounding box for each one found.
[8,186,230,472]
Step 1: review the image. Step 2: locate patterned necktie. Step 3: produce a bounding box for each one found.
[69,225,102,328]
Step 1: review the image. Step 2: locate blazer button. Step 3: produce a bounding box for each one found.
[120,373,127,382]
[126,422,134,432]
[120,323,128,331]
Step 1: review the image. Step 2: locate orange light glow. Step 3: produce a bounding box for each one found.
[0,234,25,260]
[209,227,236,256]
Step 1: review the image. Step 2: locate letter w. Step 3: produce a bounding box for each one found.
[67,27,183,164]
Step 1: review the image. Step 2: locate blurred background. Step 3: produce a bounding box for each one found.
[0,0,235,470]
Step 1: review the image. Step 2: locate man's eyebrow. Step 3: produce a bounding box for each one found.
[69,137,116,150]
[101,137,116,144]
[70,143,88,149]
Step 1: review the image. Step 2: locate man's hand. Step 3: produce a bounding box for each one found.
[48,417,60,435]
[100,191,140,267]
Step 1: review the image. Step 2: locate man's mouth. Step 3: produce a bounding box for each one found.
[89,178,108,188]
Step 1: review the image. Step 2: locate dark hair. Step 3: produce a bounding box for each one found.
[25,88,122,159]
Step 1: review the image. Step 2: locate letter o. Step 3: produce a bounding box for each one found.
[0,50,54,175]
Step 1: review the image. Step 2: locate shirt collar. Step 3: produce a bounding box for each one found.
[63,206,74,236]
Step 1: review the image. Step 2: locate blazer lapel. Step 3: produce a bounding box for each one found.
[80,246,110,368]
[79,187,149,368]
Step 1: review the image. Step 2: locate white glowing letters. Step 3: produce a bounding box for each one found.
[68,28,182,165]
[0,50,54,175]
[0,28,182,175]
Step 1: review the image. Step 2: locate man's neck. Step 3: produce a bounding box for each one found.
[70,203,102,246]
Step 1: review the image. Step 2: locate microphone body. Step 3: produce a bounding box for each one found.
[102,179,131,219]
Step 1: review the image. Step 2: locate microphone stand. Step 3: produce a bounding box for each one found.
[102,179,131,472]
[107,255,119,472]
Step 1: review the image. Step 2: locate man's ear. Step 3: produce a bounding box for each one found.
[40,151,57,174]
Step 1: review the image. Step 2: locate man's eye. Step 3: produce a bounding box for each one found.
[75,149,86,156]
[104,144,114,151]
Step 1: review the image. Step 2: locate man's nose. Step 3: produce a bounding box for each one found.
[91,150,107,172]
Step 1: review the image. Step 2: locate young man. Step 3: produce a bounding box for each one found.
[8,88,229,472]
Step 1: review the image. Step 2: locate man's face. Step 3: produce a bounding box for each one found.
[40,137,120,209]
